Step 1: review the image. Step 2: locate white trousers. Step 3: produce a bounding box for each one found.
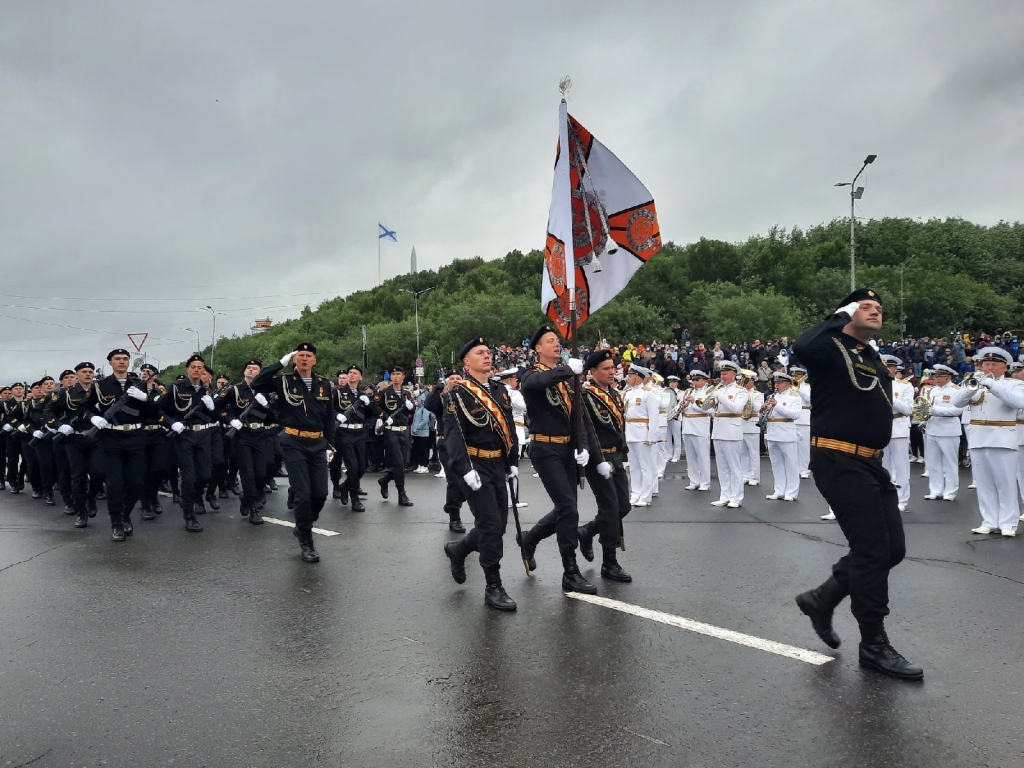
[926,434,960,497]
[713,439,745,504]
[741,433,761,484]
[667,420,682,461]
[882,437,911,506]
[767,441,799,498]
[1017,448,1024,506]
[972,447,1019,533]
[796,425,810,474]
[683,434,711,488]
[628,442,657,503]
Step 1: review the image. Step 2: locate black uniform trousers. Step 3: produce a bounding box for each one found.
[53,436,72,505]
[5,433,25,488]
[529,441,581,553]
[174,429,213,510]
[29,438,56,492]
[236,428,273,505]
[0,431,6,485]
[436,438,466,520]
[99,430,145,522]
[337,426,367,494]
[143,430,169,505]
[583,452,630,548]
[208,427,226,494]
[380,428,411,491]
[810,448,906,629]
[282,433,328,532]
[65,434,104,512]
[451,456,508,571]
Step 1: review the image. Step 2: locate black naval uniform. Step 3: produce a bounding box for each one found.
[3,398,28,491]
[56,382,106,527]
[26,391,59,502]
[159,379,220,529]
[332,384,370,509]
[792,290,922,681]
[518,358,602,593]
[373,384,415,505]
[576,379,632,582]
[219,382,275,522]
[441,369,519,611]
[138,381,170,519]
[424,384,466,531]
[250,357,336,562]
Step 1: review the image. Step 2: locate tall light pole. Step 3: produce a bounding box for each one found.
[398,287,435,376]
[835,154,877,291]
[197,306,226,371]
[898,254,915,337]
[184,327,201,353]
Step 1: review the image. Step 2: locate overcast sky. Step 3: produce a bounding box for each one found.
[2,0,1022,382]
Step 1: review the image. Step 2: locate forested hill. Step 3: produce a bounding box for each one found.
[164,216,1024,380]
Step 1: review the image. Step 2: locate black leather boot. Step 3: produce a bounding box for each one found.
[248,505,264,525]
[577,522,596,562]
[356,487,368,497]
[183,504,203,532]
[333,486,344,499]
[44,491,55,506]
[141,500,155,521]
[516,529,538,571]
[63,504,75,515]
[444,540,468,584]
[298,528,320,562]
[397,491,413,507]
[239,501,249,517]
[267,478,279,491]
[74,507,88,528]
[349,491,365,512]
[172,490,181,504]
[286,489,295,510]
[218,485,229,499]
[859,626,923,681]
[795,576,847,649]
[111,521,126,542]
[484,567,517,611]
[205,488,220,511]
[122,515,133,536]
[449,516,466,533]
[560,550,597,594]
[194,497,207,514]
[378,474,390,500]
[230,480,242,496]
[151,497,163,515]
[601,548,632,582]
[87,499,97,517]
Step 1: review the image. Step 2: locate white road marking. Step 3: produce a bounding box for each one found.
[565,593,833,666]
[260,517,341,537]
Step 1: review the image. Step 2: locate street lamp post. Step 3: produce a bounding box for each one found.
[398,287,435,378]
[184,327,201,353]
[197,306,226,371]
[898,255,916,337]
[835,154,877,291]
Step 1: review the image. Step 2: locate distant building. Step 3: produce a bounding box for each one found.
[410,246,417,274]
[252,318,273,331]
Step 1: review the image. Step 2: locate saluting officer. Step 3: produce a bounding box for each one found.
[792,289,922,681]
[372,366,415,507]
[250,343,337,563]
[332,365,372,511]
[442,337,519,611]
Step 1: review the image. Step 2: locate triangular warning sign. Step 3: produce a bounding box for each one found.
[127,333,149,352]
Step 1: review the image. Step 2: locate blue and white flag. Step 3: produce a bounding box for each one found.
[378,223,398,242]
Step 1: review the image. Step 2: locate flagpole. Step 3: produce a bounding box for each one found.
[378,226,381,286]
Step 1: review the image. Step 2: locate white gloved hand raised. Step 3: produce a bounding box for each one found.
[336,413,348,424]
[385,416,394,426]
[981,376,996,389]
[32,430,44,439]
[201,395,215,410]
[507,465,519,479]
[596,461,613,479]
[90,416,109,430]
[279,351,296,367]
[574,448,590,466]
[230,419,244,430]
[836,301,861,317]
[463,470,482,491]
[254,393,268,407]
[567,358,584,375]
[126,385,148,401]
[2,423,13,433]
[359,395,371,406]
[171,422,185,434]
[58,424,74,436]
[405,400,415,411]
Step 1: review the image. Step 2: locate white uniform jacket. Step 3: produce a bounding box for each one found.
[765,392,800,442]
[624,385,660,443]
[890,379,914,439]
[927,383,965,437]
[680,387,712,437]
[951,377,1024,450]
[795,383,811,426]
[703,382,748,441]
[741,389,764,435]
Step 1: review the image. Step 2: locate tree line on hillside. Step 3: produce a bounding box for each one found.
[161,217,1024,381]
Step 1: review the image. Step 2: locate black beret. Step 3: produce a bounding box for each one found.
[838,287,883,307]
[203,365,215,376]
[186,354,205,367]
[175,374,188,382]
[0,386,9,392]
[59,370,75,379]
[140,363,158,373]
[296,342,317,354]
[391,365,405,374]
[347,364,363,374]
[459,337,488,360]
[530,324,559,350]
[10,382,24,389]
[586,349,614,370]
[29,380,40,388]
[107,348,130,361]
[335,369,348,377]
[40,375,54,383]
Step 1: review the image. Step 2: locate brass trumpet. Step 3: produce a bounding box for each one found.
[692,382,723,409]
[962,372,991,391]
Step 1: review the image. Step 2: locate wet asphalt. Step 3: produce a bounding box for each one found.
[1,458,1023,768]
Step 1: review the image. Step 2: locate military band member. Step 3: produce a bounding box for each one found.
[792,288,922,681]
[250,343,337,562]
[1011,362,1024,509]
[740,371,764,486]
[442,337,519,611]
[680,371,712,491]
[332,365,372,511]
[922,364,963,501]
[57,362,104,528]
[623,364,659,506]
[791,366,812,478]
[650,373,670,488]
[219,360,276,524]
[425,372,467,532]
[880,355,914,511]
[576,349,631,582]
[373,366,415,507]
[950,348,1024,536]
[516,324,603,594]
[703,361,750,508]
[764,371,801,501]
[666,375,683,463]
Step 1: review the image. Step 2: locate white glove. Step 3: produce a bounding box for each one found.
[336,413,347,424]
[254,393,268,407]
[567,358,584,375]
[58,424,74,436]
[32,430,44,439]
[405,400,415,411]
[375,418,383,431]
[837,301,861,317]
[622,461,630,469]
[359,395,371,406]
[597,461,613,479]
[463,470,482,491]
[279,351,296,367]
[574,448,590,466]
[508,465,519,479]
[202,395,215,410]
[981,377,996,390]
[171,422,185,434]
[386,416,394,426]
[90,416,109,429]
[230,419,244,430]
[17,424,27,433]
[126,385,148,401]
[2,424,12,433]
